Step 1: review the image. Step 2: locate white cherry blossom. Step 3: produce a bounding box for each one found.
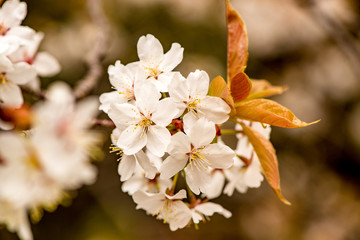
[99,60,141,113]
[108,82,177,157]
[168,70,231,125]
[0,55,36,107]
[8,32,61,91]
[132,189,192,231]
[32,82,99,189]
[224,121,271,195]
[120,150,171,195]
[135,34,183,92]
[160,118,234,195]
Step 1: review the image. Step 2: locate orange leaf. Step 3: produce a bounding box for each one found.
[208,75,235,111]
[247,79,288,100]
[235,99,320,128]
[240,122,290,205]
[230,72,252,103]
[226,0,248,83]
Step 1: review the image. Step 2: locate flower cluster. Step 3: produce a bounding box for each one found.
[0,0,60,111]
[0,1,100,239]
[101,34,273,230]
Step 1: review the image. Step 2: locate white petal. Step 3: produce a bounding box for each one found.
[117,125,147,155]
[6,62,36,85]
[194,202,232,218]
[108,103,140,130]
[203,144,234,169]
[0,0,27,27]
[167,201,192,231]
[204,170,225,199]
[132,190,164,214]
[185,167,211,195]
[159,43,183,72]
[187,117,216,148]
[160,155,188,179]
[137,34,163,61]
[0,82,23,107]
[33,52,61,77]
[146,125,171,157]
[118,154,136,181]
[168,72,188,101]
[151,98,178,126]
[167,132,191,155]
[187,70,209,98]
[166,189,187,200]
[0,55,13,72]
[0,132,27,162]
[135,150,157,179]
[122,176,146,195]
[134,81,160,115]
[199,96,231,124]
[99,91,128,113]
[73,96,99,129]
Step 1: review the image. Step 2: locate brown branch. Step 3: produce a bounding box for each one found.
[295,0,360,77]
[21,86,46,100]
[92,119,115,127]
[74,0,110,99]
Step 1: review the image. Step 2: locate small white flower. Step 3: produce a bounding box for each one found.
[0,132,64,209]
[99,60,139,113]
[108,82,177,157]
[121,151,171,195]
[160,118,234,195]
[0,55,36,107]
[32,82,99,189]
[168,70,231,125]
[224,121,271,195]
[132,189,192,231]
[0,0,36,55]
[135,34,183,92]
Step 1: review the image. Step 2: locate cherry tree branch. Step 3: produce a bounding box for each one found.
[74,0,110,99]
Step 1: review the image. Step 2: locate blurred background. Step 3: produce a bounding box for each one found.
[1,0,360,239]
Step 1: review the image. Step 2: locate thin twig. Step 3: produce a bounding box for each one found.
[21,86,46,100]
[296,0,360,77]
[74,0,110,99]
[92,119,115,127]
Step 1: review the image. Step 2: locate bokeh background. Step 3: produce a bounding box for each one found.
[1,0,360,239]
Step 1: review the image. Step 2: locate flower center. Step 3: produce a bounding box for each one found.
[185,98,202,117]
[146,67,162,80]
[188,147,211,172]
[135,114,154,136]
[0,22,8,36]
[0,73,6,85]
[158,199,176,224]
[26,151,42,171]
[119,86,135,101]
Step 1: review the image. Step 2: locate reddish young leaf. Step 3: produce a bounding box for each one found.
[235,99,320,128]
[247,79,288,100]
[226,0,248,83]
[230,72,252,103]
[240,122,290,205]
[208,75,235,111]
